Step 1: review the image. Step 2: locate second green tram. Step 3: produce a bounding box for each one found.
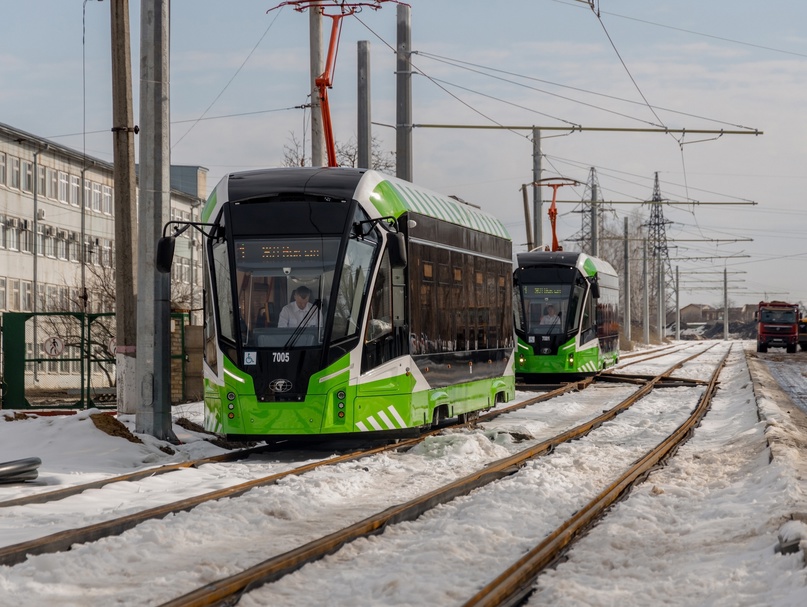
[513,251,619,381]
[193,167,514,442]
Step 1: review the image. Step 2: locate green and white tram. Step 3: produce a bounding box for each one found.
[169,167,515,442]
[513,251,619,381]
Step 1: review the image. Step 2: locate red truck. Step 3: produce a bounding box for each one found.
[756,301,799,353]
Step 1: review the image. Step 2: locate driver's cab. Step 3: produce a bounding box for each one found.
[238,272,324,348]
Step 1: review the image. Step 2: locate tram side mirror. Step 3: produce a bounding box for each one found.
[588,275,600,299]
[387,232,407,269]
[155,236,176,273]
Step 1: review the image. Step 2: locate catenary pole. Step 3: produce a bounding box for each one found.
[724,267,729,340]
[136,0,176,441]
[357,40,371,168]
[310,8,324,166]
[643,239,649,344]
[110,0,138,414]
[623,217,631,342]
[395,3,412,181]
[532,128,542,248]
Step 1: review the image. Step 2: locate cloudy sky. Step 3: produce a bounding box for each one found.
[2,0,806,308]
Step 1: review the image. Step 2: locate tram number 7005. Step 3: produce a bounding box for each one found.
[272,352,290,363]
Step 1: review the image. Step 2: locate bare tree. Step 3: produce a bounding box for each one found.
[282,131,395,172]
[282,131,309,167]
[336,137,395,173]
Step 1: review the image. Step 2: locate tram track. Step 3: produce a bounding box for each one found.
[0,342,727,607]
[0,342,689,514]
[0,344,717,573]
[156,343,725,607]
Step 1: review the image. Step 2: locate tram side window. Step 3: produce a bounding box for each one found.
[212,240,236,343]
[366,252,392,342]
[203,271,218,372]
[513,288,525,332]
[332,237,376,341]
[580,290,596,345]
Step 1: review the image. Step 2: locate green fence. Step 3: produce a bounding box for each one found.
[1,311,116,409]
[1,311,198,410]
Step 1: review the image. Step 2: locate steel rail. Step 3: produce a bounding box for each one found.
[159,345,717,607]
[0,381,585,567]
[0,444,273,509]
[463,345,731,607]
[0,437,424,567]
[0,379,585,512]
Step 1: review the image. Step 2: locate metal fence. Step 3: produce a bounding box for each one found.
[1,311,116,409]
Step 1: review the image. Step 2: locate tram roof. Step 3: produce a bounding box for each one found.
[361,172,510,240]
[516,251,617,277]
[205,167,510,240]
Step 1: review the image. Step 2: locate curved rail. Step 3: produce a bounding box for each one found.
[159,345,718,607]
[463,345,731,607]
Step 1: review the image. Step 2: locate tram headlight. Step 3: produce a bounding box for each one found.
[338,411,345,419]
[337,390,346,400]
[228,403,234,410]
[227,392,236,401]
[228,412,235,419]
[338,402,345,409]
[568,352,574,366]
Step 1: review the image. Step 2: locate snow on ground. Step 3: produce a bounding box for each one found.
[0,340,805,606]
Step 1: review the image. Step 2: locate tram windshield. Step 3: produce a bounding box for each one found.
[516,283,584,336]
[231,235,378,348]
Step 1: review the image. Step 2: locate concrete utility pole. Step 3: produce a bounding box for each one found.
[532,128,542,248]
[623,217,631,342]
[110,0,138,414]
[357,40,371,168]
[136,0,176,442]
[309,8,325,167]
[723,267,729,341]
[675,266,680,340]
[643,239,650,344]
[395,3,412,181]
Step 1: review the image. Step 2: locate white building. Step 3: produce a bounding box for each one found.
[0,121,206,319]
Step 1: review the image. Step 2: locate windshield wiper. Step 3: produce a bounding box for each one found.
[283,299,321,349]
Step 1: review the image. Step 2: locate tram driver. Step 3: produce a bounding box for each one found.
[540,304,560,325]
[278,286,318,328]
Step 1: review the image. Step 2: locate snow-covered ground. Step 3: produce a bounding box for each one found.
[0,340,805,606]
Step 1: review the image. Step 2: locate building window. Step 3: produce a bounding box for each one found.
[0,220,5,249]
[37,165,46,196]
[57,233,68,260]
[22,281,32,312]
[48,168,57,199]
[47,285,58,311]
[0,278,6,310]
[10,157,20,189]
[69,235,79,262]
[103,185,113,214]
[36,224,44,256]
[21,160,33,193]
[0,152,6,186]
[45,226,55,257]
[59,171,69,203]
[84,179,92,210]
[9,279,21,311]
[92,183,102,212]
[70,175,80,206]
[19,226,32,253]
[6,222,19,251]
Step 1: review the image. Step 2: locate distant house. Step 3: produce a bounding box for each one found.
[680,304,717,323]
[680,303,757,324]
